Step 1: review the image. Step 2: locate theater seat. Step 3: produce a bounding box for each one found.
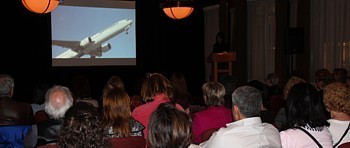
[35,110,49,123]
[37,144,58,148]
[110,136,146,148]
[338,142,350,148]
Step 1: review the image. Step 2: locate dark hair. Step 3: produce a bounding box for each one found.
[103,88,132,137]
[58,102,110,147]
[216,32,225,43]
[282,82,329,130]
[140,73,174,102]
[71,75,92,99]
[148,102,192,148]
[333,68,348,83]
[247,80,270,109]
[219,75,237,108]
[104,75,125,91]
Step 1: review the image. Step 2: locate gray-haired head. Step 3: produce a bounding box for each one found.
[45,85,74,119]
[0,74,14,98]
[232,86,262,118]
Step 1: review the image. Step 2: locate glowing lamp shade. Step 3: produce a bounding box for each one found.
[22,0,59,14]
[162,1,194,19]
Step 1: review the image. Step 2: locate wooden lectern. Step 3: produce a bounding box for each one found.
[208,52,236,82]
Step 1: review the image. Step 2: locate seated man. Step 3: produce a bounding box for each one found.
[0,74,35,147]
[36,85,74,146]
[200,86,281,148]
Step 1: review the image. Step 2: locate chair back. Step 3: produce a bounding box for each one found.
[338,142,350,148]
[37,144,58,148]
[201,128,220,142]
[35,110,50,123]
[111,136,146,148]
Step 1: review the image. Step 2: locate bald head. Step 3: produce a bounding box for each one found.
[45,85,74,119]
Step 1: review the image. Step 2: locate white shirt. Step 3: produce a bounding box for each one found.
[189,144,200,148]
[328,119,350,147]
[200,117,281,148]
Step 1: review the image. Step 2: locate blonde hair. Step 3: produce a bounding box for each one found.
[283,76,305,100]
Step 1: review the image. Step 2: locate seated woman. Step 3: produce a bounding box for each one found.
[191,81,233,144]
[58,102,110,147]
[323,82,350,147]
[132,73,184,142]
[102,88,145,147]
[148,102,199,148]
[280,82,332,147]
[170,72,192,110]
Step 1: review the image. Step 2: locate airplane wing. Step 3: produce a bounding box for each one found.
[52,40,80,51]
[56,49,80,58]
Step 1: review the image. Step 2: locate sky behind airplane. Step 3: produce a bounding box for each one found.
[51,5,136,58]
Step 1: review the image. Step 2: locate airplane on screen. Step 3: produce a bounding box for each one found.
[52,19,133,58]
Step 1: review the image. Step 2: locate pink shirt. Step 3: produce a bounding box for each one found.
[191,106,233,144]
[280,126,333,148]
[131,93,184,142]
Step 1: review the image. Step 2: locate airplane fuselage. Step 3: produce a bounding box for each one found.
[54,19,133,58]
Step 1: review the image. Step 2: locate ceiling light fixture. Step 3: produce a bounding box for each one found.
[162,0,194,19]
[22,0,63,14]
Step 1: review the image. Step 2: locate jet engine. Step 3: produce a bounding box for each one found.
[80,37,93,47]
[90,43,111,57]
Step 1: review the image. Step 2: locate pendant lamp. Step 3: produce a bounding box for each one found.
[162,0,194,19]
[22,0,62,14]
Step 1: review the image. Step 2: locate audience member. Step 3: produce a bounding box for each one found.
[71,75,98,108]
[36,85,74,146]
[200,86,281,148]
[0,74,36,147]
[334,68,348,84]
[218,75,237,109]
[266,73,280,87]
[104,75,125,90]
[100,75,125,113]
[323,82,350,147]
[148,102,199,148]
[102,88,145,138]
[314,68,334,91]
[274,76,305,130]
[32,81,51,115]
[132,73,184,142]
[265,73,283,98]
[191,81,232,144]
[130,74,148,111]
[280,82,332,147]
[170,72,192,110]
[58,101,110,147]
[314,68,334,119]
[247,80,275,124]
